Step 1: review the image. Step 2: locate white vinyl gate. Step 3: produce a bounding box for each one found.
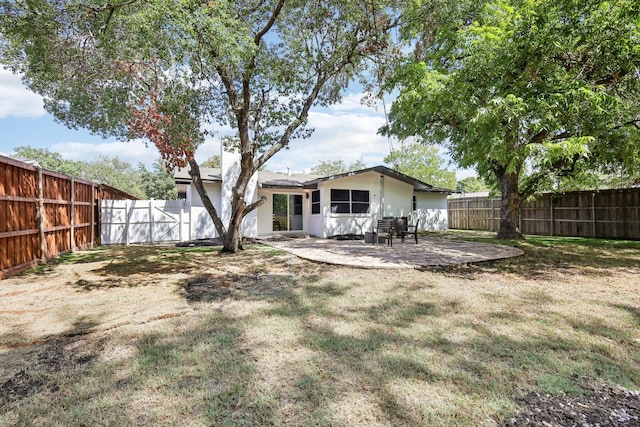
[101,200,191,244]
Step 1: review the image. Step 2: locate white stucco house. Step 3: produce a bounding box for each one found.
[174,153,451,239]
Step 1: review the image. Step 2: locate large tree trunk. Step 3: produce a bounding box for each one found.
[495,167,524,240]
[188,157,265,253]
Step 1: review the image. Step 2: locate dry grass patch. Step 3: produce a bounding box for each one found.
[0,235,639,426]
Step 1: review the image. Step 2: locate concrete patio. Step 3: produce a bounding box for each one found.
[263,236,524,269]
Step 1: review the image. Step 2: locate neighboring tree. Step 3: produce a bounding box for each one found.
[383,0,640,239]
[456,177,490,194]
[11,146,82,177]
[1,0,400,252]
[82,156,145,198]
[11,146,144,196]
[139,158,178,200]
[384,142,455,189]
[310,158,367,176]
[200,154,221,169]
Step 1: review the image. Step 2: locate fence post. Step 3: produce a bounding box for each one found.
[490,199,494,232]
[179,199,184,242]
[550,196,554,236]
[149,200,155,244]
[592,192,596,238]
[91,183,95,247]
[70,178,76,251]
[37,167,47,262]
[465,199,469,230]
[125,199,131,245]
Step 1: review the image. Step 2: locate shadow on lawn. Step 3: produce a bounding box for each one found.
[2,281,638,426]
[59,245,300,291]
[0,311,284,426]
[255,280,640,425]
[437,236,640,280]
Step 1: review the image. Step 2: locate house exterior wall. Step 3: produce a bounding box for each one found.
[307,192,324,237]
[315,171,414,237]
[189,182,221,239]
[414,192,448,231]
[184,168,449,240]
[380,175,414,219]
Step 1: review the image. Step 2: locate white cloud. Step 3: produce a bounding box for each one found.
[0,68,46,118]
[50,139,160,167]
[267,110,392,172]
[455,168,477,180]
[329,92,381,113]
[195,137,221,163]
[50,137,225,169]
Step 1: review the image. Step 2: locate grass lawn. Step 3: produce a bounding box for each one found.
[0,233,638,426]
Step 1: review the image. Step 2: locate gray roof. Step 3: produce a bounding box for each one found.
[258,170,322,189]
[174,167,320,189]
[174,167,221,183]
[175,165,452,193]
[303,165,453,193]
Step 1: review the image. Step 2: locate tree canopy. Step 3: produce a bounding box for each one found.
[10,146,177,198]
[384,0,640,238]
[200,155,221,169]
[1,0,401,252]
[384,142,456,189]
[456,176,490,194]
[138,158,178,200]
[310,158,367,176]
[11,146,82,177]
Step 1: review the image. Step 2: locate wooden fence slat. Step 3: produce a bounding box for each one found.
[449,188,640,240]
[0,155,137,279]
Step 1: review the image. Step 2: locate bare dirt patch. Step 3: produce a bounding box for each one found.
[506,377,640,426]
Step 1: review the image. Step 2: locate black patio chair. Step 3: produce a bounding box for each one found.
[373,219,394,246]
[400,218,420,244]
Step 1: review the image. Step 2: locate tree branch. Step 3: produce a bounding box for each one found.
[244,195,267,216]
[254,0,285,45]
[611,119,640,131]
[595,70,629,86]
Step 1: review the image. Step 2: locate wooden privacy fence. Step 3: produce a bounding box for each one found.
[0,155,136,279]
[448,188,640,239]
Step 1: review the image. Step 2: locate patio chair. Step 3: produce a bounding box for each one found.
[400,218,420,244]
[373,219,394,246]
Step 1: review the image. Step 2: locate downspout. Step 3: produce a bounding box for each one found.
[379,175,385,219]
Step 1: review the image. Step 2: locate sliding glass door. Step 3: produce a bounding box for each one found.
[273,194,303,231]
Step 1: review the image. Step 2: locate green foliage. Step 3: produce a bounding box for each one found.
[81,155,145,198]
[200,155,221,169]
[0,0,402,252]
[310,158,367,176]
[384,141,456,188]
[138,158,178,200]
[11,146,145,197]
[386,0,640,236]
[456,177,490,194]
[11,146,82,177]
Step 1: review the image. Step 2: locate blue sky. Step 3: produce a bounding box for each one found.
[1,67,473,178]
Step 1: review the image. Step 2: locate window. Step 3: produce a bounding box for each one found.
[177,184,188,199]
[330,189,350,213]
[412,195,417,211]
[351,190,370,213]
[330,189,370,214]
[311,190,320,214]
